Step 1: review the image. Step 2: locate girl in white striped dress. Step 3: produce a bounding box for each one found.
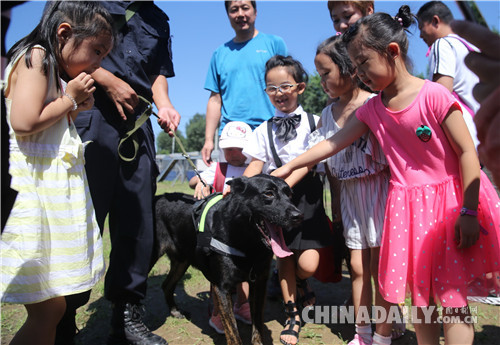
[308,35,393,345]
[1,2,113,344]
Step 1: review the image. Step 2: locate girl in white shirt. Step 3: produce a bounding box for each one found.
[243,55,331,345]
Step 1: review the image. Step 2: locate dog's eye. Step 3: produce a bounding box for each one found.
[264,191,274,198]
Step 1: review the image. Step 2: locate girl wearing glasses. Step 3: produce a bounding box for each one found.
[243,55,331,345]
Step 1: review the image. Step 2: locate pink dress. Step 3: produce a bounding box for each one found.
[356,80,500,307]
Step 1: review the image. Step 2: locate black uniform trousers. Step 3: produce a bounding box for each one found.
[75,103,158,303]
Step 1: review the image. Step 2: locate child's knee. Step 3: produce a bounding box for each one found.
[296,249,320,277]
[350,256,365,277]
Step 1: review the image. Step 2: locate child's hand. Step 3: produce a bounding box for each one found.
[77,94,95,112]
[271,165,292,180]
[66,72,96,105]
[223,186,231,197]
[193,181,211,200]
[455,215,480,249]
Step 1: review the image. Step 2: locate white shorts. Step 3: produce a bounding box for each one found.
[341,169,390,250]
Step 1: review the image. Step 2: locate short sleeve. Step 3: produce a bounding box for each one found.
[355,100,371,124]
[430,38,457,79]
[273,36,288,56]
[199,163,217,184]
[204,51,220,93]
[427,82,461,124]
[242,122,268,162]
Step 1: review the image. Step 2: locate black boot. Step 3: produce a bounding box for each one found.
[108,302,167,345]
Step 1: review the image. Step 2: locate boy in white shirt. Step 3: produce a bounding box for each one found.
[417,0,480,148]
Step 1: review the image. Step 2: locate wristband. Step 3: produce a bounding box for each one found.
[460,207,478,217]
[64,93,78,111]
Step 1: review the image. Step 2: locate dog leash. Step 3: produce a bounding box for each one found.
[118,95,208,188]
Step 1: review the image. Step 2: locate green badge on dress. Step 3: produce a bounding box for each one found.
[416,125,432,142]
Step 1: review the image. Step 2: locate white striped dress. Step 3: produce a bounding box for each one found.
[309,99,390,249]
[1,47,105,304]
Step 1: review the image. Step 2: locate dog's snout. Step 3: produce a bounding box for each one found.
[290,209,304,225]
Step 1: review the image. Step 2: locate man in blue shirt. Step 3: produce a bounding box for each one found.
[62,2,180,345]
[201,1,287,165]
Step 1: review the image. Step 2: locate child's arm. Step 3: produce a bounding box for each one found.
[272,114,368,179]
[284,166,310,188]
[189,175,200,189]
[441,107,481,249]
[243,158,265,177]
[9,49,94,136]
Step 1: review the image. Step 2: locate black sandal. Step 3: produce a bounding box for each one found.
[280,301,301,345]
[296,278,316,309]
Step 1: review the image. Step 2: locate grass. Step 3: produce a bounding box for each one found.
[3,179,498,345]
[0,181,197,344]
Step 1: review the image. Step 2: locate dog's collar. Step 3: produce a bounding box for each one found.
[210,238,246,257]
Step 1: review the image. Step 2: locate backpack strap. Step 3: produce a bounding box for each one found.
[213,162,228,193]
[267,112,316,169]
[267,120,283,168]
[306,112,316,132]
[446,35,476,53]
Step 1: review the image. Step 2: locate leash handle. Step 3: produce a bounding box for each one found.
[117,96,153,162]
[119,96,211,193]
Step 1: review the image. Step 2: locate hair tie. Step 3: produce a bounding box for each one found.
[336,31,342,36]
[394,16,403,26]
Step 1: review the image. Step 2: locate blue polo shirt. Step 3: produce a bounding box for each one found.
[205,32,287,132]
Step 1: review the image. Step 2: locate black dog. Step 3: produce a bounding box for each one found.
[151,174,303,345]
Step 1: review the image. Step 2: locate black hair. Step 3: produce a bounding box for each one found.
[342,5,416,65]
[316,35,355,77]
[6,1,114,89]
[225,1,257,13]
[265,55,308,84]
[417,1,454,24]
[316,35,371,92]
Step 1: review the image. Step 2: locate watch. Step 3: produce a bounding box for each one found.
[460,207,478,216]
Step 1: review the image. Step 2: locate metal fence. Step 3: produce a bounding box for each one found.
[156,151,220,184]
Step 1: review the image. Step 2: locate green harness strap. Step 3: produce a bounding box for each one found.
[198,194,223,233]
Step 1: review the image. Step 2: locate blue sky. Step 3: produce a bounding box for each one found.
[5,1,500,140]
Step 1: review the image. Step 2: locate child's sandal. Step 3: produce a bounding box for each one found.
[280,300,301,345]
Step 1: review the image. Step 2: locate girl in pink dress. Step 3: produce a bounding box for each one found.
[273,5,500,345]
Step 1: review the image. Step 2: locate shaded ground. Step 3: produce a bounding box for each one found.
[3,256,499,345]
[2,177,499,344]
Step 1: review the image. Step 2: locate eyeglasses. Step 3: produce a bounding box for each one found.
[264,83,299,95]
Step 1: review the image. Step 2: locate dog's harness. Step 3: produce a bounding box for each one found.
[192,193,246,258]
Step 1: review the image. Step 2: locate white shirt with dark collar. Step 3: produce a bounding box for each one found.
[243,105,320,174]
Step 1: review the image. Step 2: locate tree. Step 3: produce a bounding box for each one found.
[156,129,187,154]
[185,113,206,152]
[301,72,328,115]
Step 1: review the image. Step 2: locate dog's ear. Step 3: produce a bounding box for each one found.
[226,176,248,194]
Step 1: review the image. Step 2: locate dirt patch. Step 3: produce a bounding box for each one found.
[2,257,500,345]
[2,177,499,344]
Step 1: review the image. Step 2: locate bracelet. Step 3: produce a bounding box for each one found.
[64,92,78,111]
[460,207,478,217]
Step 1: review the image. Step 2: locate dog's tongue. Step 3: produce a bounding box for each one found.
[265,222,293,258]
